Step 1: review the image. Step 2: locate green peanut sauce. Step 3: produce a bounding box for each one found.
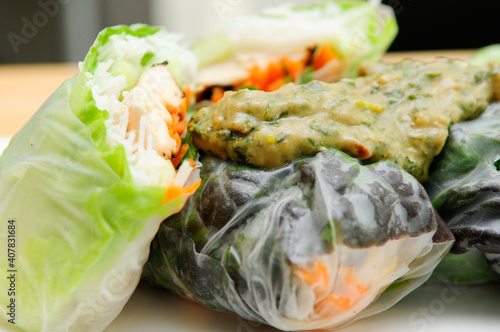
[189,59,498,181]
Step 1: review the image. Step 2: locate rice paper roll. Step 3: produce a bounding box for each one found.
[143,149,453,331]
[193,0,397,96]
[425,102,500,282]
[0,25,200,331]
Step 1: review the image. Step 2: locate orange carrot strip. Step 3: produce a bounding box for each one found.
[180,86,192,120]
[184,178,201,194]
[188,158,196,168]
[179,99,187,120]
[312,44,337,71]
[266,77,286,92]
[341,267,367,294]
[174,121,187,135]
[172,133,182,148]
[328,295,351,310]
[162,186,183,204]
[241,58,305,91]
[183,86,192,105]
[297,261,329,288]
[211,87,225,103]
[165,103,179,115]
[172,113,180,127]
[356,283,367,295]
[248,64,267,89]
[266,61,286,87]
[171,144,189,168]
[162,179,202,205]
[283,58,305,81]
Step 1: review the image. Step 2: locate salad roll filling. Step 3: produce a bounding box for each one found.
[87,32,199,189]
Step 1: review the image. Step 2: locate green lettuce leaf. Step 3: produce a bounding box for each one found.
[0,24,197,331]
[470,44,500,65]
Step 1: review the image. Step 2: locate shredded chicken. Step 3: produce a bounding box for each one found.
[124,64,185,159]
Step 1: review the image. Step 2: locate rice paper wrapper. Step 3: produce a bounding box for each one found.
[143,149,453,331]
[192,0,398,87]
[0,25,198,331]
[426,102,500,281]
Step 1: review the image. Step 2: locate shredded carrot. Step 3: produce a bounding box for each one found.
[211,87,226,103]
[188,158,196,168]
[171,144,189,168]
[240,57,308,92]
[165,103,178,115]
[327,295,351,310]
[248,64,267,89]
[184,178,201,192]
[267,61,285,86]
[179,99,187,120]
[172,113,180,126]
[174,121,187,135]
[233,46,334,93]
[266,77,286,92]
[163,186,183,204]
[312,44,337,71]
[342,267,367,294]
[162,178,202,205]
[297,261,330,288]
[283,58,305,81]
[183,86,192,105]
[172,133,182,149]
[356,283,367,295]
[168,113,187,136]
[181,86,192,120]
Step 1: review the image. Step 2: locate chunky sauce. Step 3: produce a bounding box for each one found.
[189,59,497,181]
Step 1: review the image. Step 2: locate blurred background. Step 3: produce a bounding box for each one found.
[1,0,499,63]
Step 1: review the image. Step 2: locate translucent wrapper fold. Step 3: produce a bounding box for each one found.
[0,25,198,331]
[143,149,453,331]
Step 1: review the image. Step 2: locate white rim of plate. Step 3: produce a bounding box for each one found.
[0,136,11,156]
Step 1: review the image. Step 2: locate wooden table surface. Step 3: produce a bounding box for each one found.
[0,50,475,137]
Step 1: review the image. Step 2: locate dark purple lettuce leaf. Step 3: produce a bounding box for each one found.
[143,149,451,330]
[426,102,500,277]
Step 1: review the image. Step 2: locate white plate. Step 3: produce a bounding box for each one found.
[0,137,10,156]
[106,281,500,332]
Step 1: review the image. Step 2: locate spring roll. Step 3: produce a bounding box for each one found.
[143,149,453,331]
[0,24,200,331]
[192,0,398,100]
[425,102,500,282]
